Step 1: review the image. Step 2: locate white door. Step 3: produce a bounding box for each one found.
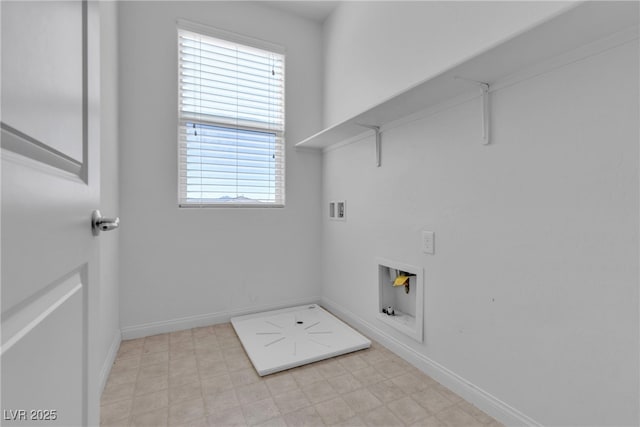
[2,1,102,425]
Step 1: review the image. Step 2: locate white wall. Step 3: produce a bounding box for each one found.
[322,22,638,427]
[322,1,576,127]
[99,0,121,389]
[117,1,323,334]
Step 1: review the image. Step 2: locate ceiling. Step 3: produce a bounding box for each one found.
[262,1,340,23]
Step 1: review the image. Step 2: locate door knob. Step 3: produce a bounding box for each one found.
[92,210,120,236]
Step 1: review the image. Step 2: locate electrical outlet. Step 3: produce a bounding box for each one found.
[336,201,346,221]
[421,231,435,254]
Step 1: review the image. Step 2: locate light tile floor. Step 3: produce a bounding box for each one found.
[101,323,504,427]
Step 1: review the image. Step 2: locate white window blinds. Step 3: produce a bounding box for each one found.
[178,26,285,207]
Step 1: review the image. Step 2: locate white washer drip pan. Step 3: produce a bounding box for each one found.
[230,304,371,376]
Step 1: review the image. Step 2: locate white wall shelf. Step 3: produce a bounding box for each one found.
[295,2,638,152]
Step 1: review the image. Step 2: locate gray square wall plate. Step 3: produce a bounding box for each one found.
[230,304,371,376]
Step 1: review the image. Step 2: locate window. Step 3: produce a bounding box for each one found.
[177,23,285,207]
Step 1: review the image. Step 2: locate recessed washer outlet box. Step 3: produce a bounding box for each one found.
[377,258,424,342]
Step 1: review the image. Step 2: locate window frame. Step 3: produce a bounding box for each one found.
[176,20,286,208]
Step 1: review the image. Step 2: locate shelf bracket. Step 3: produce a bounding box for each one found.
[356,124,382,167]
[454,77,491,145]
[480,82,490,145]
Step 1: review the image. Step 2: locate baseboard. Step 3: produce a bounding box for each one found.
[320,296,542,427]
[120,296,321,340]
[99,330,121,394]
